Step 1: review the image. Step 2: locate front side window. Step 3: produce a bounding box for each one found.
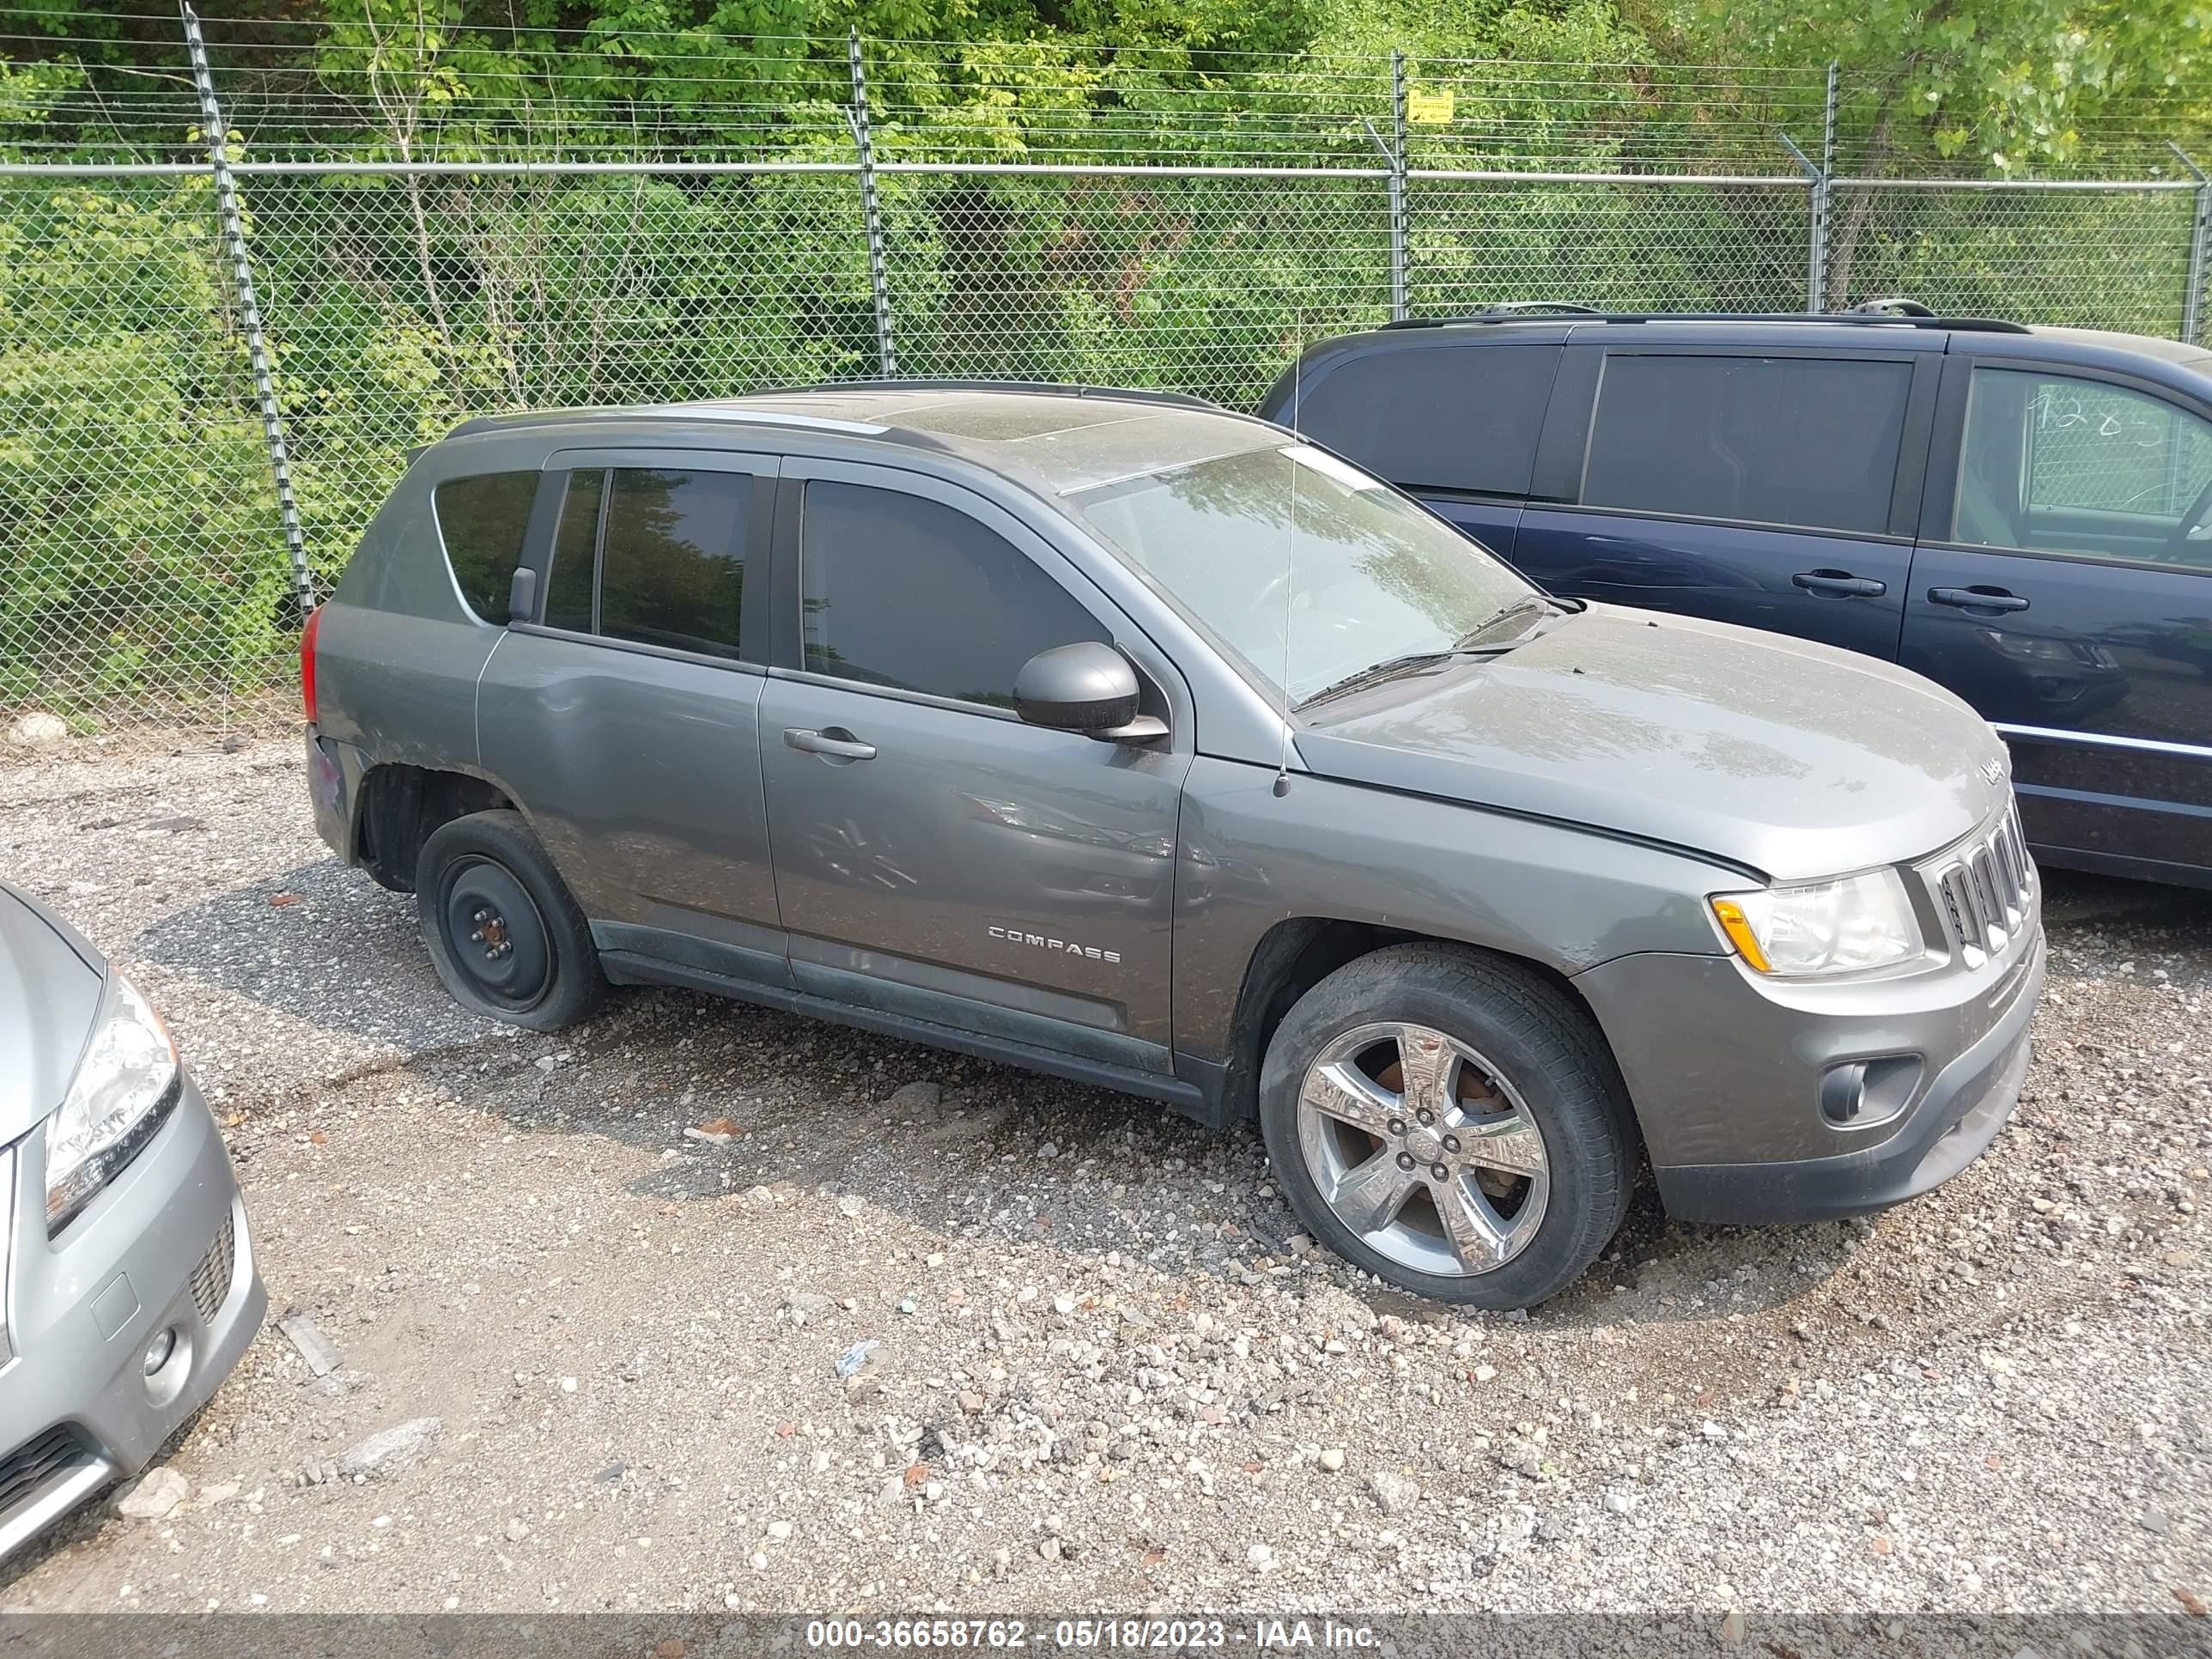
[799,482,1107,708]
[538,467,750,656]
[1582,354,1912,535]
[433,471,538,623]
[1073,443,1535,706]
[1954,368,2212,568]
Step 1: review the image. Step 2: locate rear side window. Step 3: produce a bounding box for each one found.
[1582,355,1913,534]
[1293,343,1556,495]
[540,467,750,659]
[799,482,1106,707]
[432,471,538,622]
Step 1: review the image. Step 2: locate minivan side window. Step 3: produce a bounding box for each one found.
[799,482,1107,707]
[1581,355,1913,535]
[1295,343,1557,496]
[539,467,750,657]
[432,471,539,623]
[1954,368,2212,568]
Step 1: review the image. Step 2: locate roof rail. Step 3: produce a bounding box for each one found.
[751,378,1230,412]
[1378,307,2033,335]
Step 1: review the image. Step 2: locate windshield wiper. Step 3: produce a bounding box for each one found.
[1295,597,1562,712]
[1454,593,1559,649]
[1294,652,1456,712]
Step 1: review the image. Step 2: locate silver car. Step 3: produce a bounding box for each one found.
[304,383,2043,1308]
[0,883,264,1558]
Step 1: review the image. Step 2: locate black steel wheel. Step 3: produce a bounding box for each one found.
[416,811,605,1030]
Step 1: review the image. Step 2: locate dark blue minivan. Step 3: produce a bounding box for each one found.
[1261,306,2212,888]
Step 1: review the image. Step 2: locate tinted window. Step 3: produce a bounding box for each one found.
[599,469,749,658]
[1955,368,2212,568]
[543,468,602,633]
[433,471,538,622]
[1583,355,1912,534]
[801,483,1106,706]
[1295,343,1555,495]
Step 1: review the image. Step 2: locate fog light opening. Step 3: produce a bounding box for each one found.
[142,1326,178,1376]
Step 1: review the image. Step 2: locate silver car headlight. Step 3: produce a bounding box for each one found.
[1708,868,1923,977]
[46,975,181,1235]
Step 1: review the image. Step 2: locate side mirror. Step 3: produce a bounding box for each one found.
[507,566,538,625]
[1013,641,1167,742]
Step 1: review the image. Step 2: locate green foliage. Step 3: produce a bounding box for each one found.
[0,180,286,714]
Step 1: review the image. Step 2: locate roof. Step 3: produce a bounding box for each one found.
[445,385,1289,496]
[1337,309,2212,369]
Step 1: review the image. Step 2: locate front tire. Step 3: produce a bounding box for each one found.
[1258,943,1632,1309]
[416,810,605,1030]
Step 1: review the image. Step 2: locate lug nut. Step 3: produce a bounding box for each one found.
[1443,1134,1461,1154]
[1431,1163,1450,1182]
[1387,1119,1407,1138]
[1416,1108,1434,1127]
[469,930,483,942]
[1395,1152,1416,1171]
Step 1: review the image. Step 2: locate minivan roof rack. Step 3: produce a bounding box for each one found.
[750,379,1230,412]
[1378,305,2033,335]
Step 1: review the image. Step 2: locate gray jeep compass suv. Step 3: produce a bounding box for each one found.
[304,383,2044,1307]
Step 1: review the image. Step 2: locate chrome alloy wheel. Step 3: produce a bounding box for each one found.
[1295,1020,1550,1277]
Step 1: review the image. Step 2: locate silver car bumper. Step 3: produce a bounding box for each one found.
[0,1073,264,1559]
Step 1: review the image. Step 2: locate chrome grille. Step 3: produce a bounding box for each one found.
[188,1211,236,1325]
[1929,803,2035,967]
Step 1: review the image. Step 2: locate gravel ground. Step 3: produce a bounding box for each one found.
[0,735,2205,1618]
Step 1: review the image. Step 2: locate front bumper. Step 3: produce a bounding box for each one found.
[1577,921,2044,1227]
[0,1074,265,1559]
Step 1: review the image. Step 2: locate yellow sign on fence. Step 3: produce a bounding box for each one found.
[1407,88,1454,125]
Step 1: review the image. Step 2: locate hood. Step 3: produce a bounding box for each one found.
[1295,605,2009,881]
[0,884,105,1142]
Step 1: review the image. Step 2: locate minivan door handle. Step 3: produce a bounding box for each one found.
[1928,586,2031,614]
[784,726,877,762]
[1792,569,1887,599]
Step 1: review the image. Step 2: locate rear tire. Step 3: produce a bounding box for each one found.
[1258,942,1632,1309]
[416,810,605,1030]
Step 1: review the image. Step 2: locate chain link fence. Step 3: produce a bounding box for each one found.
[3,24,2209,738]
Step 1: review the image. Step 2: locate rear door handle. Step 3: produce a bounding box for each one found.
[1792,569,1887,599]
[784,726,877,761]
[1928,586,2030,614]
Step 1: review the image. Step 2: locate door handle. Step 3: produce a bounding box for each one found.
[1792,569,1887,599]
[784,726,877,761]
[1928,586,2030,614]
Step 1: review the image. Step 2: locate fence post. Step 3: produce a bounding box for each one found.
[1778,132,1824,313]
[1819,61,1838,311]
[1389,51,1408,320]
[847,30,898,378]
[180,2,313,627]
[2172,143,2209,346]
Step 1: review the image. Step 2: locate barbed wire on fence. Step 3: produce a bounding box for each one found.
[4,17,2211,735]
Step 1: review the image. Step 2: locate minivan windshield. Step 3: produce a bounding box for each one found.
[1071,444,1540,707]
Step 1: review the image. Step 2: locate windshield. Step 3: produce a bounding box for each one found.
[1071,444,1539,706]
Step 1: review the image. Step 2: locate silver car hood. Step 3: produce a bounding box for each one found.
[0,884,103,1143]
[1294,605,2009,882]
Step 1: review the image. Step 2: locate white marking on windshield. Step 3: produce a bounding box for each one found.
[1280,445,1383,491]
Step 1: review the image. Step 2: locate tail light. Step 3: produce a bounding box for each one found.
[301,605,324,726]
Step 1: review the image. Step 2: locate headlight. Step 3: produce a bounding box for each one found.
[46,975,181,1235]
[1708,868,1923,977]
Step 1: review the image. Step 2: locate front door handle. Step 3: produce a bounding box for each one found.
[784,726,877,761]
[1928,586,2031,614]
[1792,569,1887,599]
